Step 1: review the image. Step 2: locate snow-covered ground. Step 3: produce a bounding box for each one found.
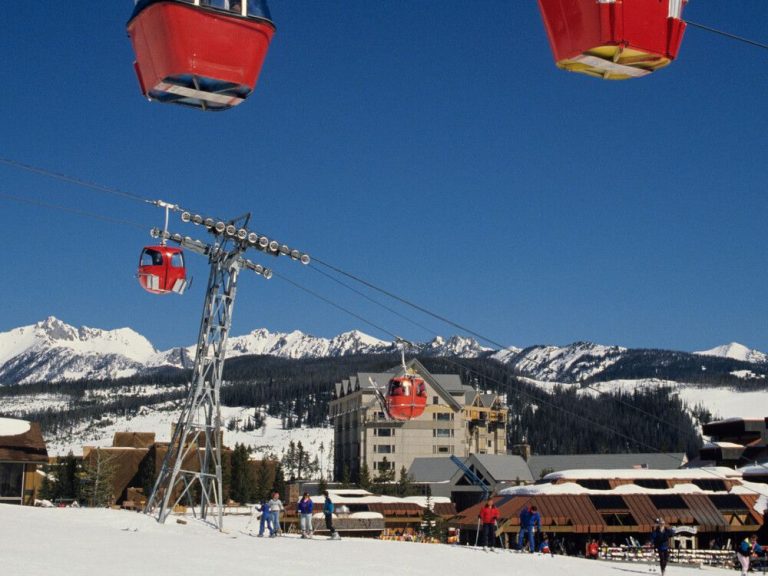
[1,505,736,576]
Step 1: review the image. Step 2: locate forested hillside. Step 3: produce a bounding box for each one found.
[0,353,719,459]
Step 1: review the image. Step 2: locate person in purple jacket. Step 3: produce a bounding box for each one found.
[297,492,314,538]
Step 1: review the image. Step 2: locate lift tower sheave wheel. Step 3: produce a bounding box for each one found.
[143,210,308,531]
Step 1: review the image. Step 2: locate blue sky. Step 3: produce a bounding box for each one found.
[1,2,767,352]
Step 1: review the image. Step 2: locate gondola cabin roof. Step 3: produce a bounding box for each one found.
[127,0,275,110]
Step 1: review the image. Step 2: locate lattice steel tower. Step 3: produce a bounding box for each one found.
[144,209,309,530]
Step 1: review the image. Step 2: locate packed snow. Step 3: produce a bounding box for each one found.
[0,505,738,576]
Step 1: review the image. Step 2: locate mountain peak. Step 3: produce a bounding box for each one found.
[695,342,767,363]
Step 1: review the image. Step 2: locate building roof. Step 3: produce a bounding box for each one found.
[0,418,48,463]
[472,454,534,484]
[527,453,687,480]
[408,457,462,483]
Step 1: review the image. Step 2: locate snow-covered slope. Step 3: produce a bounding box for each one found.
[1,505,738,576]
[496,342,627,383]
[695,342,768,364]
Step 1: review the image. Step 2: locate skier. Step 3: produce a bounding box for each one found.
[517,505,530,551]
[257,499,272,537]
[737,534,764,576]
[268,491,284,537]
[650,518,675,576]
[586,538,599,559]
[478,499,500,552]
[538,533,552,555]
[297,492,314,538]
[519,505,541,552]
[323,490,339,539]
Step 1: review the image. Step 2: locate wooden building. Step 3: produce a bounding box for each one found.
[452,467,765,554]
[0,417,49,505]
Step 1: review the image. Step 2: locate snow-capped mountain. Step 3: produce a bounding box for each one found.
[494,342,627,383]
[0,317,162,384]
[695,342,768,364]
[1,317,767,386]
[0,318,492,385]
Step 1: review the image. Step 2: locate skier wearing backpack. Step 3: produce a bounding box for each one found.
[737,534,764,576]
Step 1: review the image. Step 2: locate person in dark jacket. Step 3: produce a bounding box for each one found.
[323,490,339,539]
[737,534,764,576]
[297,492,314,538]
[651,518,675,576]
[478,499,500,551]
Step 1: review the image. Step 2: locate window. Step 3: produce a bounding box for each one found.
[374,428,393,437]
[589,495,628,510]
[578,479,612,490]
[634,479,668,489]
[433,445,454,454]
[374,460,393,471]
[0,463,23,502]
[374,445,394,454]
[434,428,453,438]
[649,494,688,509]
[432,396,439,405]
[434,413,452,421]
[487,440,493,448]
[691,479,727,492]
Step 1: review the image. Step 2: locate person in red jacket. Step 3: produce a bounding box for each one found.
[478,499,500,551]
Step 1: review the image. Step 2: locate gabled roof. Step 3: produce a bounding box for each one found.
[339,359,465,410]
[471,454,534,484]
[408,457,462,483]
[527,453,687,480]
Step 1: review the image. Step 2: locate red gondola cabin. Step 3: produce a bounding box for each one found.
[127,0,276,110]
[537,0,687,79]
[138,245,187,295]
[386,376,427,421]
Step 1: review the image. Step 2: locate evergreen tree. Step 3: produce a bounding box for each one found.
[341,465,351,488]
[358,461,372,490]
[229,443,253,504]
[58,451,81,503]
[255,459,273,501]
[396,465,413,497]
[374,457,395,484]
[272,461,286,498]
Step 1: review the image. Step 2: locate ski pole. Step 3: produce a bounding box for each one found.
[474,517,481,548]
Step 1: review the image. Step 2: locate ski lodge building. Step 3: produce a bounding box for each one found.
[329,359,507,482]
[0,417,49,505]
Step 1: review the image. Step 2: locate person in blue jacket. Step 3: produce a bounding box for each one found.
[323,490,338,539]
[518,505,541,552]
[297,492,314,538]
[257,499,272,537]
[651,518,675,576]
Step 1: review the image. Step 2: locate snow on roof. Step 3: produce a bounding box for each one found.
[0,418,31,437]
[499,481,731,497]
[542,467,740,481]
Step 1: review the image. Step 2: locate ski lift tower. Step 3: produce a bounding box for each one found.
[144,208,309,530]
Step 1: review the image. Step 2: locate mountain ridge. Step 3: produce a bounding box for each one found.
[0,316,765,385]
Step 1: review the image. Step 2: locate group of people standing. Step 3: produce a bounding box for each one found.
[254,490,338,539]
[477,500,548,553]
